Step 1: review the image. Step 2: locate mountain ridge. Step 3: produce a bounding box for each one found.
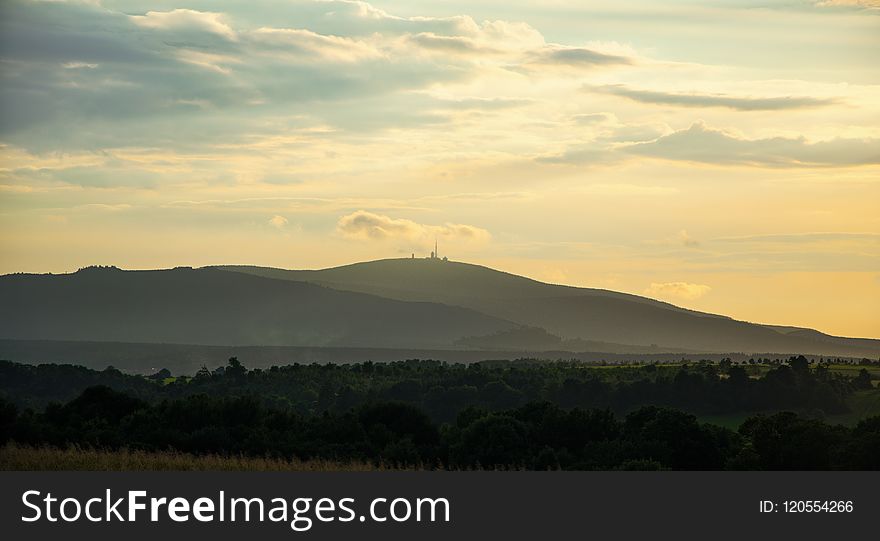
[1,259,877,358]
[217,258,880,357]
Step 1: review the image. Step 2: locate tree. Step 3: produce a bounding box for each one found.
[454,414,529,468]
[195,365,212,379]
[854,369,873,390]
[147,368,172,381]
[840,417,880,469]
[789,355,809,373]
[739,412,846,470]
[0,398,17,444]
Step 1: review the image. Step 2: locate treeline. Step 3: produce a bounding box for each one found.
[0,356,870,423]
[1,386,878,470]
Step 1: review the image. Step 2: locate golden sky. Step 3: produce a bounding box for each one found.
[1,0,879,338]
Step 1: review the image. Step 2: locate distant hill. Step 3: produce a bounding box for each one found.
[0,266,514,348]
[2,260,877,358]
[219,259,880,357]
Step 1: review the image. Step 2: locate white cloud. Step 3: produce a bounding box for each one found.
[644,282,712,301]
[62,62,98,69]
[336,210,490,249]
[173,50,240,74]
[129,9,237,41]
[249,27,383,62]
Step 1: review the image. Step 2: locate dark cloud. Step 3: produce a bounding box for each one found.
[0,1,484,152]
[594,84,838,111]
[535,47,632,67]
[0,0,640,154]
[528,47,631,68]
[625,122,880,167]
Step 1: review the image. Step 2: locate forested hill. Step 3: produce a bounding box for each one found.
[0,266,514,348]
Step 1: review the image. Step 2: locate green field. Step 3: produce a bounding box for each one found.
[826,364,880,379]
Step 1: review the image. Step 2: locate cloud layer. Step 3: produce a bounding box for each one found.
[0,0,635,153]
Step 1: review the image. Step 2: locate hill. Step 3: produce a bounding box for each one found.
[0,266,514,348]
[219,259,880,357]
[2,259,877,358]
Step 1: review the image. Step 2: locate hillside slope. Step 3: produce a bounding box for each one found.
[0,266,515,348]
[220,259,880,357]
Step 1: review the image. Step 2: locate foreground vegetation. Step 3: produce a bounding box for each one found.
[0,443,384,471]
[1,356,878,470]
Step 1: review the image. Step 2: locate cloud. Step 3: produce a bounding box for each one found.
[249,27,382,62]
[677,230,700,248]
[716,232,880,244]
[406,33,490,54]
[0,0,600,151]
[601,124,668,144]
[129,9,237,41]
[535,146,615,165]
[429,96,534,111]
[644,282,712,301]
[571,113,614,125]
[62,62,98,69]
[523,46,631,70]
[645,229,701,248]
[625,122,880,167]
[268,215,288,229]
[594,84,838,111]
[533,47,631,66]
[10,164,160,189]
[816,1,880,8]
[538,115,668,164]
[172,49,240,74]
[336,211,490,248]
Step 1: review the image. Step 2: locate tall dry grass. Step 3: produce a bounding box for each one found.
[0,443,395,471]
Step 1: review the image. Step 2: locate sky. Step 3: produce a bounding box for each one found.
[1,0,879,338]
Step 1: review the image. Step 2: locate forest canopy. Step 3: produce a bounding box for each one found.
[1,357,878,470]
